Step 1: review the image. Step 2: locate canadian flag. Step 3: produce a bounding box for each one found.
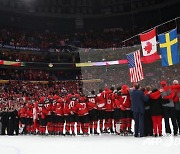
[140,28,159,63]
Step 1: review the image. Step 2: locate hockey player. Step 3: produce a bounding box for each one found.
[26,102,34,134]
[76,96,89,135]
[45,96,54,135]
[64,94,77,135]
[114,87,122,134]
[104,88,115,134]
[119,85,133,135]
[55,98,64,135]
[87,90,99,135]
[51,99,57,135]
[51,94,60,135]
[96,89,106,133]
[38,102,48,135]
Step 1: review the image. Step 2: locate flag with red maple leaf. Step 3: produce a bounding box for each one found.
[140,28,160,63]
[144,41,152,54]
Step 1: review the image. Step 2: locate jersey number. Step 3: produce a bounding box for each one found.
[107,99,111,104]
[69,101,74,108]
[89,98,95,103]
[122,96,127,104]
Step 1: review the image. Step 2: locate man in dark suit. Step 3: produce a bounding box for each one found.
[131,83,149,137]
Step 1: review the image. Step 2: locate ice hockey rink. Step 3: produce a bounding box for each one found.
[1,134,180,154]
[0,120,180,154]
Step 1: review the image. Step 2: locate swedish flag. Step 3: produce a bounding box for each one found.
[158,28,179,66]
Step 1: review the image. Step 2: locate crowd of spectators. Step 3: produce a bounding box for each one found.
[0,24,179,96]
[0,51,47,62]
[0,69,79,81]
[0,28,66,50]
[80,61,180,94]
[0,80,81,109]
[0,22,179,51]
[0,61,179,96]
[0,62,179,110]
[0,23,179,63]
[0,27,142,51]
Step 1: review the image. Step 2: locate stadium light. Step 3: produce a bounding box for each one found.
[48,63,53,68]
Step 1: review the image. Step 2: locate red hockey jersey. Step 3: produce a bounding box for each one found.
[105,92,115,111]
[96,91,106,110]
[120,93,131,110]
[19,107,27,118]
[76,101,89,116]
[55,102,64,116]
[64,96,78,115]
[87,94,97,110]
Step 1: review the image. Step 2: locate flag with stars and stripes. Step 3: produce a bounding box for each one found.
[127,50,144,83]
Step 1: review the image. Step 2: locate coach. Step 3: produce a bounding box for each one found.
[131,83,149,137]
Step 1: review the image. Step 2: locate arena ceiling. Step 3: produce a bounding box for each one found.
[0,0,179,32]
[0,0,179,17]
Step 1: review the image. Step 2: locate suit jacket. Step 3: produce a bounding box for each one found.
[131,89,149,114]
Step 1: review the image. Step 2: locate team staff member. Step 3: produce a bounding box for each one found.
[131,83,149,137]
[151,81,178,135]
[1,107,9,135]
[171,80,180,134]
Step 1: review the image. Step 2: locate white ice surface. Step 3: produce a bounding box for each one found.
[0,119,180,154]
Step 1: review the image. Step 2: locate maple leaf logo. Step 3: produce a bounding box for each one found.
[144,42,152,54]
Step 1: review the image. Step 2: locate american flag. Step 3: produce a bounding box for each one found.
[127,50,144,83]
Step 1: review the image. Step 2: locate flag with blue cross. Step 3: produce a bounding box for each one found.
[158,28,179,66]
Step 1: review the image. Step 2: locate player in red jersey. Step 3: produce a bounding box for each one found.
[52,99,57,135]
[96,89,106,133]
[76,96,89,135]
[114,87,122,134]
[87,90,99,135]
[38,102,48,135]
[119,85,133,135]
[26,101,34,134]
[64,94,77,135]
[63,94,71,135]
[104,88,115,134]
[55,98,64,135]
[45,96,54,135]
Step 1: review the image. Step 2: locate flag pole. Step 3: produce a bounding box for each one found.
[175,17,178,31]
[122,16,180,43]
